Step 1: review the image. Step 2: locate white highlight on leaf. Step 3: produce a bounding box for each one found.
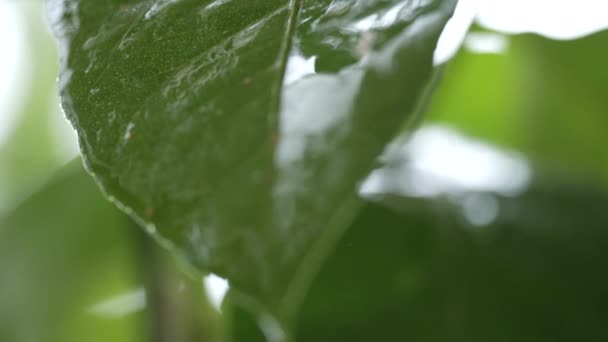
[349,1,419,33]
[434,0,477,64]
[203,0,232,12]
[434,0,608,64]
[477,0,608,40]
[277,72,360,165]
[464,32,509,54]
[145,0,178,20]
[360,125,532,198]
[87,288,146,319]
[124,122,136,141]
[283,53,317,85]
[203,273,229,311]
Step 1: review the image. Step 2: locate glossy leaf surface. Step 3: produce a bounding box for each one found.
[48,0,456,322]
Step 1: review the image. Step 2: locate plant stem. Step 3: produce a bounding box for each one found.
[133,220,224,342]
[136,224,176,342]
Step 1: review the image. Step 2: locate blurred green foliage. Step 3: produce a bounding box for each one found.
[0,1,63,213]
[428,27,608,185]
[298,181,608,342]
[0,160,141,342]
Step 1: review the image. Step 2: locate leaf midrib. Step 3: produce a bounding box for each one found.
[267,0,304,133]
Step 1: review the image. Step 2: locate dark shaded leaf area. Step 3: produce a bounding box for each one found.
[231,176,608,341]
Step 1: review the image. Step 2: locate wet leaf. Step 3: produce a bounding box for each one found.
[299,177,608,342]
[48,0,456,327]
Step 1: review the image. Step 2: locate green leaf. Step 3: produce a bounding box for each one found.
[516,30,608,182]
[223,169,608,341]
[298,178,608,342]
[0,161,225,342]
[426,28,608,184]
[48,0,456,327]
[0,160,141,342]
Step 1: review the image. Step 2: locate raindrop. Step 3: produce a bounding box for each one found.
[203,273,229,312]
[461,193,499,227]
[202,0,232,13]
[123,122,135,141]
[325,0,356,17]
[145,0,178,20]
[87,288,146,319]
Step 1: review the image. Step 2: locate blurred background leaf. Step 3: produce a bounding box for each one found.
[0,160,224,342]
[0,1,78,214]
[0,160,142,342]
[427,26,608,184]
[295,177,608,342]
[227,167,608,341]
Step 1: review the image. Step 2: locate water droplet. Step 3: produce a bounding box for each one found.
[203,274,229,312]
[108,110,117,124]
[202,0,232,13]
[123,122,135,141]
[325,0,355,17]
[461,193,500,227]
[87,288,146,319]
[145,224,157,234]
[145,0,178,20]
